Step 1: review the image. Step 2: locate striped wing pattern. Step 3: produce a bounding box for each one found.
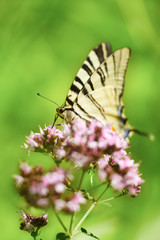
[65,42,111,107]
[60,42,131,137]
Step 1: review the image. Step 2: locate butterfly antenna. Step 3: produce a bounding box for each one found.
[132,128,155,141]
[37,93,60,107]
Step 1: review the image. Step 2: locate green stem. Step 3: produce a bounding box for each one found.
[96,183,110,202]
[101,192,125,203]
[78,170,85,190]
[69,170,85,235]
[66,177,76,192]
[69,212,76,234]
[88,181,107,191]
[54,209,68,233]
[72,183,110,235]
[31,227,39,240]
[73,202,97,235]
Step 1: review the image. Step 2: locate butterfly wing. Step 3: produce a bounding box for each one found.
[57,43,153,139]
[71,48,131,136]
[64,42,111,109]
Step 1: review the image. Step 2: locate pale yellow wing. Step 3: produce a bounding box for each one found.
[71,48,131,135]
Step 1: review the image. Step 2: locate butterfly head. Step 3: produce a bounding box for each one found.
[56,106,74,122]
[56,107,65,119]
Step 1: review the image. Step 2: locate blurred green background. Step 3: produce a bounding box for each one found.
[0,0,160,239]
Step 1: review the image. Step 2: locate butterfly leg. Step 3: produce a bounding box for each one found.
[52,114,59,127]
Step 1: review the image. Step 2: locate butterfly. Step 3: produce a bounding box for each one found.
[56,42,152,139]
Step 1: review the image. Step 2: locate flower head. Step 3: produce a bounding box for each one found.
[18,118,144,213]
[20,210,48,233]
[24,125,64,158]
[97,150,144,197]
[58,119,128,169]
[14,163,72,208]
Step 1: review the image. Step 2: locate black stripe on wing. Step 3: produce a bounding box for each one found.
[112,54,116,77]
[104,61,109,77]
[87,56,95,70]
[82,64,93,76]
[94,44,105,64]
[105,42,112,57]
[66,97,74,106]
[87,79,94,91]
[70,84,80,94]
[97,67,106,86]
[116,49,123,103]
[82,87,88,96]
[75,76,84,88]
[88,94,106,120]
[76,85,106,121]
[76,103,93,119]
[62,106,82,119]
[94,42,112,64]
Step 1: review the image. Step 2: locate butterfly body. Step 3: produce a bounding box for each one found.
[56,42,132,137]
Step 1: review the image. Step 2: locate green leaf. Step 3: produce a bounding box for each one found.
[98,201,112,207]
[56,232,70,240]
[81,227,100,239]
[81,227,87,233]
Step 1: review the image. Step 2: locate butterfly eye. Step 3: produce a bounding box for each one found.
[57,108,65,114]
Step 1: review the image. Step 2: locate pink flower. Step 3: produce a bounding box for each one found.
[55,199,66,211]
[42,168,66,186]
[29,184,49,196]
[110,174,125,191]
[128,185,141,197]
[24,126,64,158]
[98,155,110,169]
[36,198,50,207]
[54,183,65,193]
[72,119,87,135]
[66,192,86,212]
[13,174,24,186]
[56,148,66,159]
[62,123,71,137]
[26,131,43,151]
[98,155,111,181]
[70,152,89,168]
[20,162,32,175]
[55,192,86,213]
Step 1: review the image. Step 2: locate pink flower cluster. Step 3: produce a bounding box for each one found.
[24,126,64,156]
[21,119,144,199]
[20,210,48,233]
[14,163,86,212]
[98,150,144,196]
[57,119,128,168]
[14,163,69,208]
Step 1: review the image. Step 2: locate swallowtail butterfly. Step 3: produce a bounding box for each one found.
[56,42,152,139]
